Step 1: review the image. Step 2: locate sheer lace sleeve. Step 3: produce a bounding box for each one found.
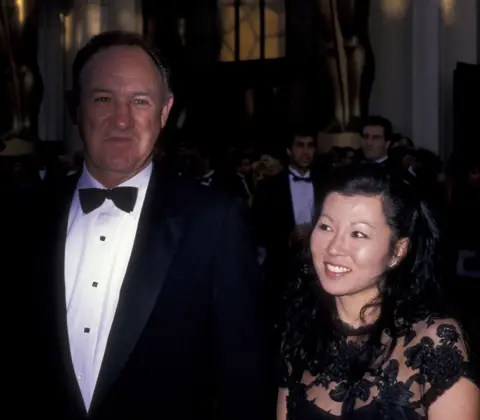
[403,318,479,407]
[279,357,294,388]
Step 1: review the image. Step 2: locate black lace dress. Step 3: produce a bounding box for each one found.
[281,316,478,419]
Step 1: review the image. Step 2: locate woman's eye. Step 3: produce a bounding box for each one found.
[352,231,368,239]
[318,223,331,232]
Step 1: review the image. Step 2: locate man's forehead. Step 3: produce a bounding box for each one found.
[294,135,315,144]
[364,125,384,134]
[81,46,161,86]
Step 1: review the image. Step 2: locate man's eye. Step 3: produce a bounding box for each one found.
[134,98,150,106]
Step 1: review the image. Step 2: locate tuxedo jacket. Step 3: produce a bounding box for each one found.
[13,167,273,420]
[251,170,325,304]
[215,172,253,201]
[252,170,324,256]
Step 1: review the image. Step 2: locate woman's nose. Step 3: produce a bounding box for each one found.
[327,234,347,256]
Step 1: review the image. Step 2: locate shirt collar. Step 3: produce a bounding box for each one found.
[202,169,215,179]
[289,166,311,179]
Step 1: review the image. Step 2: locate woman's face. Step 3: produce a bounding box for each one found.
[260,154,283,176]
[252,161,266,182]
[311,193,394,297]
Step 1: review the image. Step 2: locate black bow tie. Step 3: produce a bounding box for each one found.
[289,171,312,183]
[79,187,138,214]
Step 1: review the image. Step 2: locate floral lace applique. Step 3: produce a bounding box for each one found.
[283,318,478,419]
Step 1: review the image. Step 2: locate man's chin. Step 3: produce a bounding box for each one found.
[99,160,138,175]
[107,164,139,175]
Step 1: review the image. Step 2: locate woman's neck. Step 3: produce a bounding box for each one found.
[335,291,380,328]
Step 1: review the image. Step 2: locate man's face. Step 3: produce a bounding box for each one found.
[342,150,355,166]
[361,125,390,162]
[77,45,173,186]
[237,158,252,176]
[260,154,283,176]
[469,167,480,188]
[176,146,206,177]
[287,136,316,170]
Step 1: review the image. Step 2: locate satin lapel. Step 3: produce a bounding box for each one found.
[90,174,185,411]
[282,171,295,229]
[42,174,86,412]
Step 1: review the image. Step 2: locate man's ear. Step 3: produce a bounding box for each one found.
[161,94,174,128]
[390,237,409,268]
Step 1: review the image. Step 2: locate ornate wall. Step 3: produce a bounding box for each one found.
[369,0,478,159]
[37,0,143,154]
[36,0,478,157]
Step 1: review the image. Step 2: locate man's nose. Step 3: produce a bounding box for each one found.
[114,102,133,129]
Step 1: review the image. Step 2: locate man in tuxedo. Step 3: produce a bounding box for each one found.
[360,115,392,166]
[252,130,325,332]
[21,31,272,419]
[221,148,255,203]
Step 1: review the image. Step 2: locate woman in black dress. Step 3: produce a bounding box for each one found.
[277,164,479,419]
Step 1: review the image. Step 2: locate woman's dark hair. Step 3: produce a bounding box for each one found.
[387,145,414,173]
[281,163,446,378]
[414,148,443,180]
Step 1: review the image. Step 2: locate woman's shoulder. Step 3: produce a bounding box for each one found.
[411,314,463,337]
[399,315,477,391]
[402,315,468,353]
[393,314,479,409]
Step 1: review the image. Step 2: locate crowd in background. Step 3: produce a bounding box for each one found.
[2,115,478,354]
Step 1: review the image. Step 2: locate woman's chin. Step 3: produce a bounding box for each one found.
[319,279,352,297]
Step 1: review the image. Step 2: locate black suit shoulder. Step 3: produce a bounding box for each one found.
[161,176,239,215]
[255,171,289,198]
[263,171,288,188]
[6,173,75,233]
[157,175,254,240]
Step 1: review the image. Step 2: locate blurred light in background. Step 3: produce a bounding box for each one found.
[15,0,24,25]
[380,0,456,24]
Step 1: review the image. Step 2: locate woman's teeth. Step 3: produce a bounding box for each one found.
[326,263,351,273]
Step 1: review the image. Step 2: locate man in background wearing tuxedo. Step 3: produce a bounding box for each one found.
[20,31,272,419]
[360,115,392,166]
[252,130,325,336]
